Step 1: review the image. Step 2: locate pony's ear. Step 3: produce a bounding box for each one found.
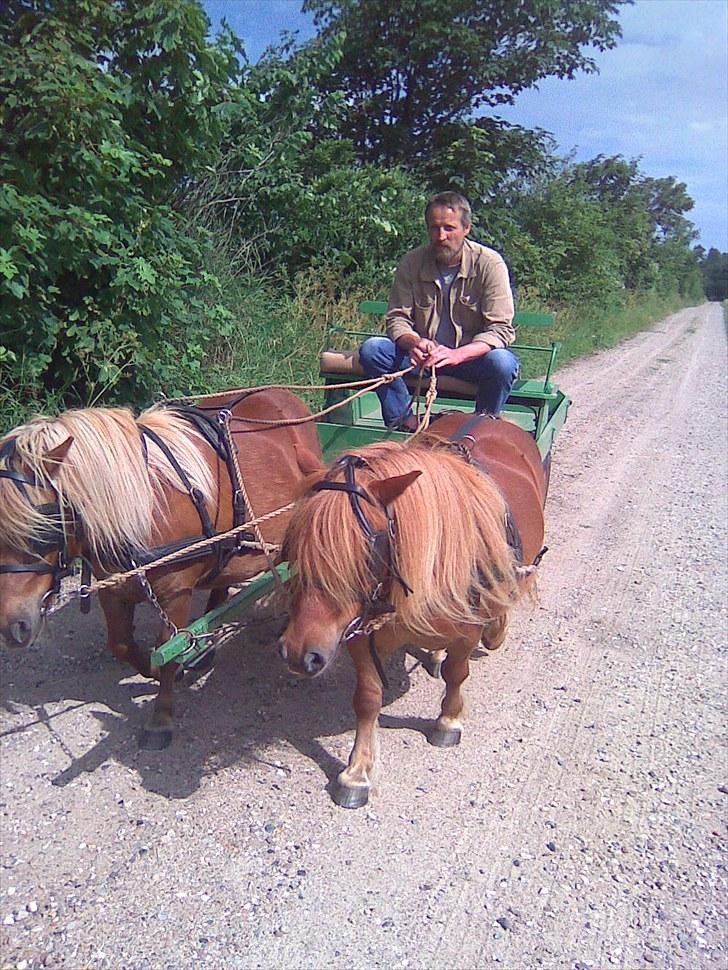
[368,470,422,507]
[42,436,74,478]
[294,443,326,477]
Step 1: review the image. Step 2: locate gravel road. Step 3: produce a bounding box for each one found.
[1,302,726,970]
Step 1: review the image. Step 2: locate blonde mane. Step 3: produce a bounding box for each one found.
[286,440,521,636]
[0,404,216,567]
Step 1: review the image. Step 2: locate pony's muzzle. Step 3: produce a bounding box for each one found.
[2,611,39,648]
[279,635,330,678]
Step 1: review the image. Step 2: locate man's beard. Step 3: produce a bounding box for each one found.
[433,242,462,264]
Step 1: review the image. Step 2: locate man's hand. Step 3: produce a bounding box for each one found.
[426,342,491,369]
[424,344,461,368]
[397,334,492,370]
[397,333,436,368]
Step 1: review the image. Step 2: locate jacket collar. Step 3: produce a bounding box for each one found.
[421,238,477,282]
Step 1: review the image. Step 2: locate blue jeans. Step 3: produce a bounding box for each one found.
[359,336,520,427]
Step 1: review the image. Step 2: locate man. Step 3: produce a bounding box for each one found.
[359,191,518,430]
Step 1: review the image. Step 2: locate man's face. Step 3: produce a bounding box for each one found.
[427,205,470,265]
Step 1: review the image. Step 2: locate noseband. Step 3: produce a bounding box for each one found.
[310,455,413,687]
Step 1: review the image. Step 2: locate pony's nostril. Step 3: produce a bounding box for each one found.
[9,619,32,647]
[303,650,326,675]
[278,640,288,661]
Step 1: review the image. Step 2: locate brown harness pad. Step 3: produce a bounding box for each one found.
[426,414,547,566]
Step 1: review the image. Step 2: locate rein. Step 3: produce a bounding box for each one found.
[311,454,413,688]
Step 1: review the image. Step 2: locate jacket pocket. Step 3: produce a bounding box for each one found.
[414,297,436,333]
[457,292,481,334]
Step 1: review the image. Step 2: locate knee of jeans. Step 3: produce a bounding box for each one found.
[359,337,392,370]
[485,349,519,381]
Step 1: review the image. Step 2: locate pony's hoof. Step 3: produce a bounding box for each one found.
[333,784,370,809]
[139,727,173,751]
[429,726,462,748]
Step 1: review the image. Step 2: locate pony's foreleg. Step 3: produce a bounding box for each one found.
[98,589,151,679]
[139,588,193,751]
[334,637,385,809]
[430,635,479,748]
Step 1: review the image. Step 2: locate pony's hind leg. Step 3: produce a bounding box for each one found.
[405,645,446,679]
[98,589,151,679]
[429,635,479,748]
[334,637,385,809]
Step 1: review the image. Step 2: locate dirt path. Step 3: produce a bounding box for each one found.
[1,303,726,970]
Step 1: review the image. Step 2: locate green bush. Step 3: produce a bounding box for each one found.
[0,0,237,417]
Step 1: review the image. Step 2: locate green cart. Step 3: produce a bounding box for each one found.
[151,303,570,670]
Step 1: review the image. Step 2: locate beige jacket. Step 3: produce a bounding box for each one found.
[386,238,515,350]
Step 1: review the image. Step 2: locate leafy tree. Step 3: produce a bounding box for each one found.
[564,156,699,294]
[182,38,426,284]
[512,173,624,305]
[303,0,626,166]
[0,0,237,410]
[697,248,728,302]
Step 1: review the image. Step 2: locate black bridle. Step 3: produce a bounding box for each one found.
[310,454,413,688]
[0,439,80,610]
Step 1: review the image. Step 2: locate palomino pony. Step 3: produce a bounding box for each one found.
[280,414,547,808]
[0,388,322,748]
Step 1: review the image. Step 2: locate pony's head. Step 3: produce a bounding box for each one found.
[280,450,421,676]
[280,439,521,677]
[0,404,216,648]
[0,433,75,647]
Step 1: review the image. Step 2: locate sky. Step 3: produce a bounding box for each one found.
[204,0,728,252]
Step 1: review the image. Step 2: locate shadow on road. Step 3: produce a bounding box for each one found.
[0,597,441,801]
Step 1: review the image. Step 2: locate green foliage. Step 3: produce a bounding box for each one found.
[0,0,707,433]
[0,0,237,412]
[182,37,427,284]
[303,0,626,165]
[697,248,728,302]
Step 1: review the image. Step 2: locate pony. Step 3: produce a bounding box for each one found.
[279,413,547,808]
[0,388,322,748]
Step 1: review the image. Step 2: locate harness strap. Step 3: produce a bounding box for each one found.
[138,424,216,539]
[368,632,390,691]
[446,415,526,566]
[0,561,57,575]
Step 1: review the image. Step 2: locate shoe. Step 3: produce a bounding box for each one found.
[395,414,420,433]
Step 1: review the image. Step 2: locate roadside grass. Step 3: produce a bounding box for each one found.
[0,283,707,434]
[551,291,697,367]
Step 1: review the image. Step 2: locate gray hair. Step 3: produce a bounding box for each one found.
[425,191,472,228]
